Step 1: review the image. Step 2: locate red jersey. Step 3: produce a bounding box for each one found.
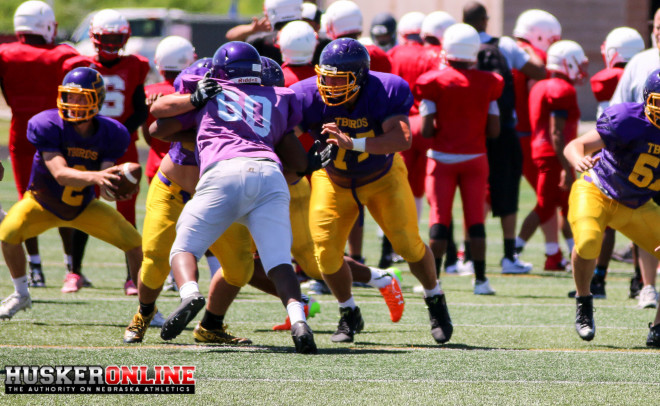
[421,44,443,72]
[282,63,316,87]
[513,42,546,133]
[590,67,624,102]
[0,42,79,150]
[529,77,580,159]
[388,42,433,115]
[415,67,503,155]
[365,44,392,73]
[144,80,175,179]
[64,54,150,140]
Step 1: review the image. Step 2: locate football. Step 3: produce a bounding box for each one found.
[113,162,142,197]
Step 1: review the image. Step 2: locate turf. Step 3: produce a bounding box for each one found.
[1,131,660,404]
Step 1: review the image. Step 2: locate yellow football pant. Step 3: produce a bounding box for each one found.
[289,177,322,280]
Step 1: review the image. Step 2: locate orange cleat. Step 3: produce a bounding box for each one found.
[379,277,404,322]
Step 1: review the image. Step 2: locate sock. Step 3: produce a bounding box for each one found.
[474,260,486,281]
[434,258,442,278]
[423,282,443,298]
[464,241,472,261]
[414,196,423,224]
[206,255,221,278]
[179,281,200,299]
[200,310,225,331]
[594,266,607,279]
[504,238,516,260]
[380,237,393,260]
[139,301,155,316]
[338,296,356,310]
[565,238,575,254]
[515,237,527,250]
[287,301,306,325]
[28,255,41,265]
[545,242,559,256]
[13,276,29,297]
[64,255,72,269]
[367,267,392,289]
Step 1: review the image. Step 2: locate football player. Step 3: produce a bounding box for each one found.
[370,12,397,52]
[291,38,453,345]
[0,67,142,319]
[420,11,456,68]
[564,69,660,344]
[0,0,80,288]
[417,23,503,295]
[63,9,150,294]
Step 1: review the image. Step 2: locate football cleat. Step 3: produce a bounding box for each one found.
[0,292,32,320]
[647,323,660,348]
[291,321,317,354]
[28,262,46,288]
[544,250,569,271]
[123,307,158,343]
[501,256,532,274]
[160,293,206,341]
[81,273,93,288]
[473,278,496,295]
[124,280,138,296]
[425,293,453,344]
[575,295,596,341]
[193,322,252,345]
[637,285,658,309]
[272,296,320,331]
[149,310,166,327]
[379,271,404,322]
[61,273,83,293]
[331,306,364,343]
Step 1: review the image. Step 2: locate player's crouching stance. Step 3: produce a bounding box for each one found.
[150,42,323,354]
[0,67,143,319]
[564,69,660,345]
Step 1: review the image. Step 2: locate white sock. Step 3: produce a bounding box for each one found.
[565,238,575,254]
[515,237,526,250]
[367,267,393,289]
[287,301,306,325]
[338,296,357,309]
[423,282,443,298]
[206,255,221,278]
[545,242,559,256]
[376,225,384,238]
[179,281,200,299]
[13,276,29,297]
[414,197,423,224]
[28,255,41,265]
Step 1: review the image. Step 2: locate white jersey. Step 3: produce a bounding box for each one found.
[610,48,660,105]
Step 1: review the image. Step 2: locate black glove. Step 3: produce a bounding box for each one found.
[298,140,333,176]
[190,72,222,108]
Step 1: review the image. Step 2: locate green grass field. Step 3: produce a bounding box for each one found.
[0,118,659,404]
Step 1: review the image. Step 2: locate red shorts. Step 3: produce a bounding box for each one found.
[533,156,569,223]
[399,114,431,198]
[519,133,538,189]
[426,154,489,227]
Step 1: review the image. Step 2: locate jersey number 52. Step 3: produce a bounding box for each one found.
[628,153,660,191]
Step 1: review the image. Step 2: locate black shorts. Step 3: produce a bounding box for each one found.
[487,126,523,217]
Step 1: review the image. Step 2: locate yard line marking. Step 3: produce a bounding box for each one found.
[200,377,660,385]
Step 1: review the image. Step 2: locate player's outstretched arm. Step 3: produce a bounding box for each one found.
[323,114,412,154]
[151,73,222,118]
[226,15,271,41]
[564,129,604,173]
[42,152,120,189]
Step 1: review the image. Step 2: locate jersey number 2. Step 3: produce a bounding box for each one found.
[62,165,87,206]
[628,153,660,191]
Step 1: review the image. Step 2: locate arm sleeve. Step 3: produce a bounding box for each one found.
[123,84,148,134]
[596,108,623,151]
[27,118,60,152]
[609,65,633,105]
[384,79,414,118]
[418,99,437,117]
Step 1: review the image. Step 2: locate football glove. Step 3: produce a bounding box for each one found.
[298,140,333,176]
[190,71,222,108]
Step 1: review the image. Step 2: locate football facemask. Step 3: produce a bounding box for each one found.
[315,65,360,106]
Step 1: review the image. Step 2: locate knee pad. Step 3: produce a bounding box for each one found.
[429,224,449,241]
[573,231,602,260]
[468,224,486,239]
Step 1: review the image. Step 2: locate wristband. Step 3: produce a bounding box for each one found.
[352,137,366,152]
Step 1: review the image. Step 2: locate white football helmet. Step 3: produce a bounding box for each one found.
[13,1,57,44]
[155,36,196,72]
[301,2,319,22]
[90,9,131,60]
[546,40,588,81]
[421,11,456,43]
[513,9,561,52]
[278,20,318,65]
[442,23,480,63]
[397,11,425,38]
[324,0,363,40]
[264,0,302,28]
[602,27,644,69]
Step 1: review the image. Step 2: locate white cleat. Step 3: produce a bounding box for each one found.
[501,257,533,274]
[0,292,32,320]
[473,278,496,295]
[638,285,658,309]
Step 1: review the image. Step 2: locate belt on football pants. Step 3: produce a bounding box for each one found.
[157,171,192,203]
[583,169,613,200]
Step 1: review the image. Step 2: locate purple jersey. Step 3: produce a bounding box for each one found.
[168,141,197,166]
[177,75,302,175]
[592,103,660,208]
[291,71,413,186]
[26,109,130,220]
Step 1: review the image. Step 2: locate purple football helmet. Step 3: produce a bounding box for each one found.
[212,41,262,84]
[315,38,370,106]
[644,69,660,129]
[57,67,106,122]
[260,56,285,87]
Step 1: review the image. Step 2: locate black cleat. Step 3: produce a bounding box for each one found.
[160,293,206,341]
[629,274,643,299]
[291,321,317,354]
[575,295,596,341]
[425,294,453,344]
[331,306,364,343]
[568,281,606,299]
[28,262,45,288]
[647,323,660,348]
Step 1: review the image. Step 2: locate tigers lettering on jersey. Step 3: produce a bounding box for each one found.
[67,147,98,160]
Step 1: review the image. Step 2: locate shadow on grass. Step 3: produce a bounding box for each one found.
[32,299,88,305]
[161,341,410,354]
[30,321,128,328]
